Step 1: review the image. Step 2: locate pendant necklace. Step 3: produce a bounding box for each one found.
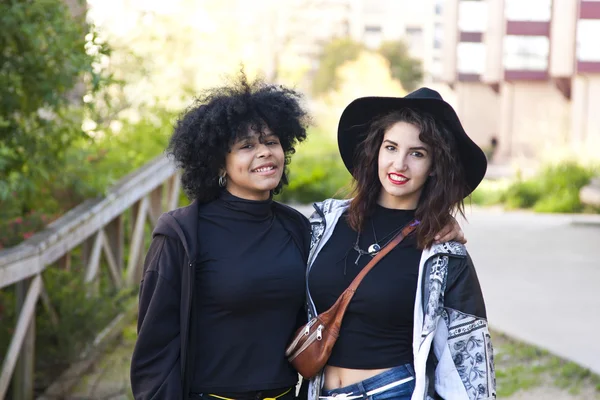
[367,220,381,255]
[352,220,403,265]
[352,241,369,265]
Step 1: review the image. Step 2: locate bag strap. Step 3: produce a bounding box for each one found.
[346,219,419,294]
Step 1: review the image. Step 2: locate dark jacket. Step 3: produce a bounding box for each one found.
[130,199,311,400]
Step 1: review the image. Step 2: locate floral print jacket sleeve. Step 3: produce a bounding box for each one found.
[412,243,496,400]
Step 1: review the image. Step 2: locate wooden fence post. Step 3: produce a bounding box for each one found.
[57,252,71,271]
[105,215,124,276]
[167,174,181,211]
[127,198,149,285]
[149,185,163,227]
[12,278,36,400]
[80,237,94,272]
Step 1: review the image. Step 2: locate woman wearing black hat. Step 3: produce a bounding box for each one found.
[304,88,495,400]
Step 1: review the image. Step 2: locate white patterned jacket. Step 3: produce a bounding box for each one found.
[305,199,496,400]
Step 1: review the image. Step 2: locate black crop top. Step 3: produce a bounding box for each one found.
[308,205,422,369]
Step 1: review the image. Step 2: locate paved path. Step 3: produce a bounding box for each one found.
[457,207,600,374]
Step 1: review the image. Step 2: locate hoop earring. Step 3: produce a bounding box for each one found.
[218,175,227,187]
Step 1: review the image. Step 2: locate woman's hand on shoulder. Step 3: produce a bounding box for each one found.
[434,216,466,244]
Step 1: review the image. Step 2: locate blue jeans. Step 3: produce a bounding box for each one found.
[320,364,415,400]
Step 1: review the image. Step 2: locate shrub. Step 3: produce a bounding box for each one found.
[277,129,352,204]
[504,163,595,213]
[35,267,136,387]
[0,110,174,392]
[0,211,57,249]
[311,38,364,96]
[503,179,542,209]
[469,179,510,207]
[0,0,109,216]
[533,163,595,213]
[457,162,598,214]
[0,264,137,389]
[0,109,175,249]
[378,40,423,91]
[79,109,175,194]
[282,152,351,204]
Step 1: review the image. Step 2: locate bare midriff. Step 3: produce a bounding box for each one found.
[323,365,393,390]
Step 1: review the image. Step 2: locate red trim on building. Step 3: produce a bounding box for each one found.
[506,21,550,36]
[577,61,600,73]
[580,1,600,19]
[504,70,549,81]
[459,31,483,42]
[457,73,481,82]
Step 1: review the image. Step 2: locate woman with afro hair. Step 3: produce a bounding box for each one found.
[130,72,464,400]
[130,71,312,400]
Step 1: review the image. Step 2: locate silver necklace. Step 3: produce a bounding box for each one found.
[352,220,403,265]
[367,220,382,255]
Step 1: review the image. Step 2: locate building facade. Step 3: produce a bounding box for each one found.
[442,0,600,161]
[346,0,446,82]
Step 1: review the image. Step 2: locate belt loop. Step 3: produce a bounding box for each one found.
[357,382,367,400]
[406,363,415,377]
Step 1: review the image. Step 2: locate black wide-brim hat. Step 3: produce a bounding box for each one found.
[337,87,487,197]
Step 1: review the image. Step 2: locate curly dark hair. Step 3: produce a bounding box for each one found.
[167,72,309,203]
[346,108,467,248]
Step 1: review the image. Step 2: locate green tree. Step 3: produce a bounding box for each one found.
[0,0,107,215]
[378,40,423,91]
[311,38,364,96]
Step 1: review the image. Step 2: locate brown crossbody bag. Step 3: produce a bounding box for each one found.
[285,220,419,379]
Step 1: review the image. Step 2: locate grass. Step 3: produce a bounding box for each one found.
[493,330,600,397]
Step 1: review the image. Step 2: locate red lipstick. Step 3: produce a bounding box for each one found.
[388,173,409,185]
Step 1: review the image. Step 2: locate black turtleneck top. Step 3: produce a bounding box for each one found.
[191,191,306,392]
[308,205,422,369]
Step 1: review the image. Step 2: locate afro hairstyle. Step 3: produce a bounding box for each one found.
[167,72,309,203]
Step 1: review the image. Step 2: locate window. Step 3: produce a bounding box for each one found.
[504,0,551,21]
[434,0,444,15]
[365,25,382,33]
[405,26,423,53]
[503,35,549,70]
[434,23,443,49]
[431,57,443,79]
[577,19,600,62]
[406,26,423,35]
[364,1,388,13]
[364,25,383,49]
[458,0,488,32]
[457,42,486,74]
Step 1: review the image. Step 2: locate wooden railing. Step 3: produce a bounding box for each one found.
[0,155,180,400]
